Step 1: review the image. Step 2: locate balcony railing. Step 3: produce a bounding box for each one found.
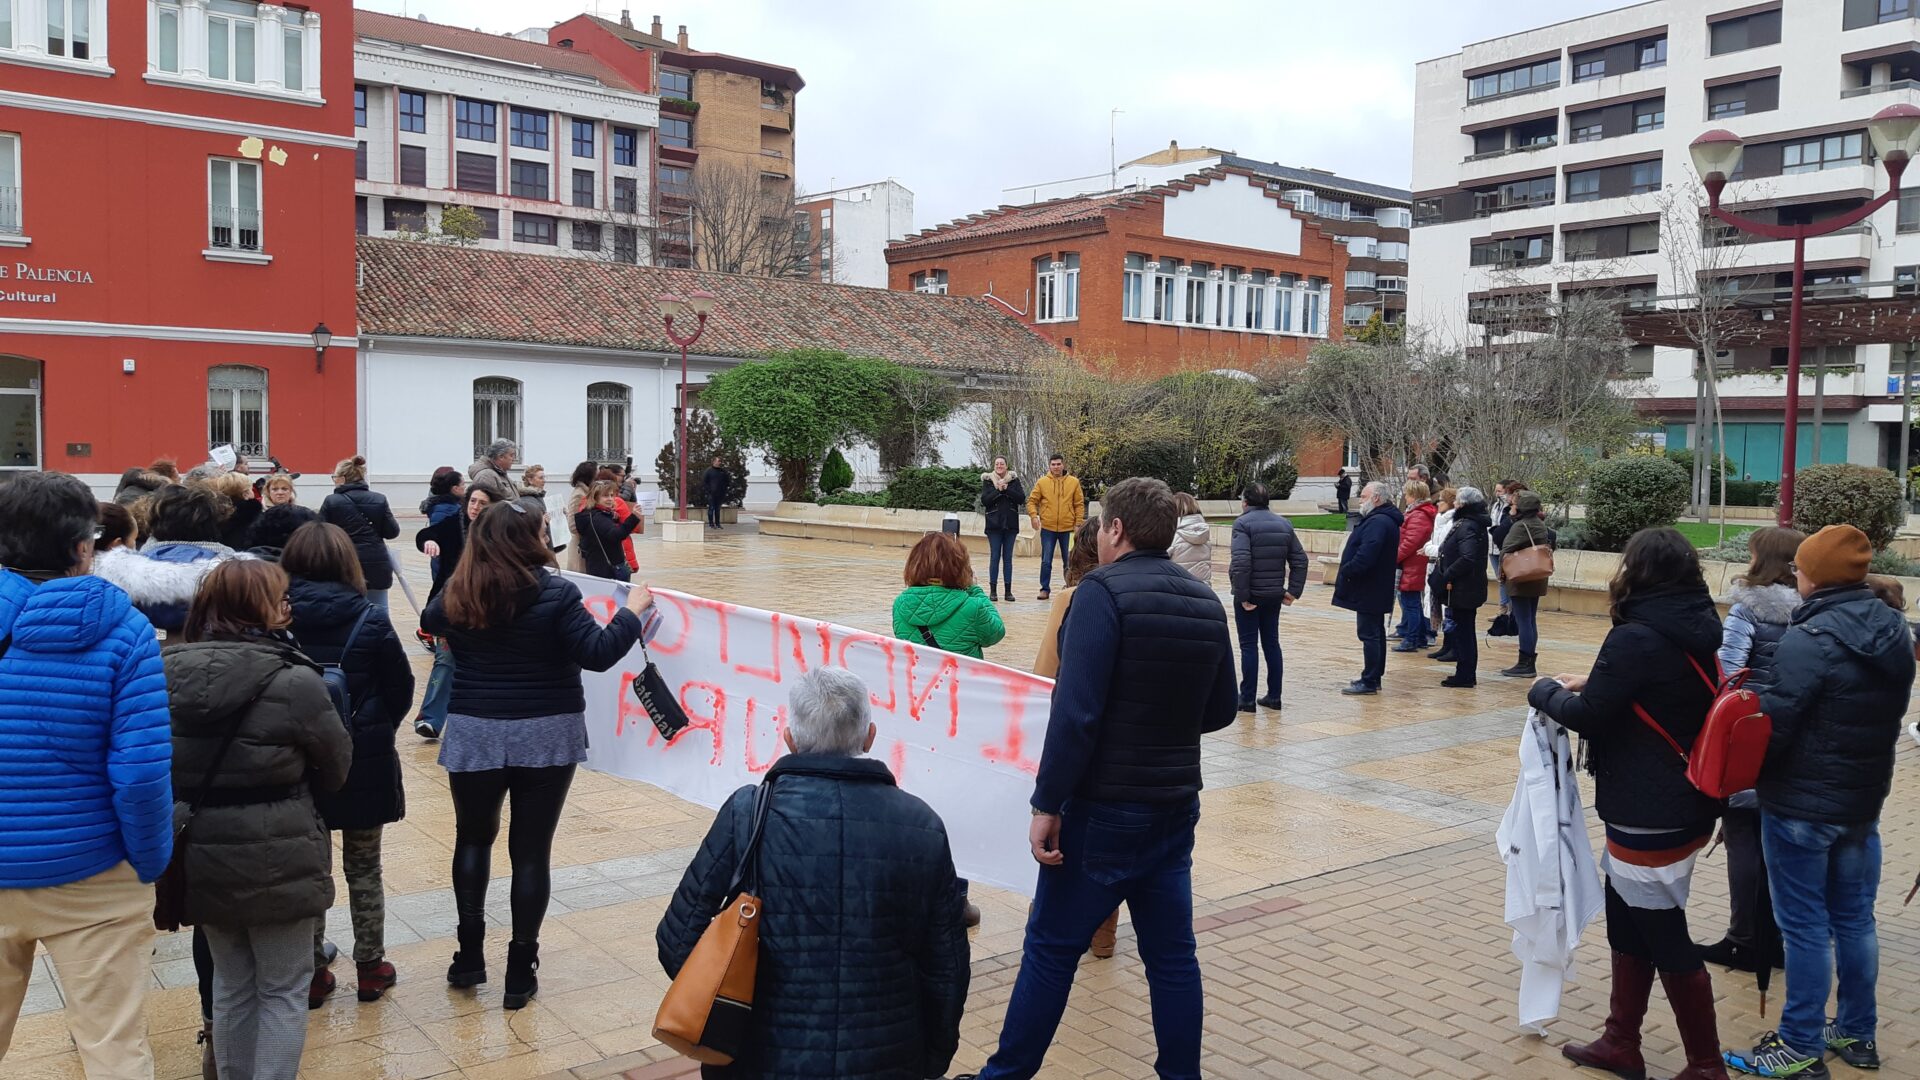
[1842,79,1920,99]
[0,187,19,234]
[1471,193,1555,218]
[209,204,262,251]
[1464,138,1558,163]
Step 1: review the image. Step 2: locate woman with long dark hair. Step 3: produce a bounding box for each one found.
[420,500,657,1009]
[1529,527,1726,1080]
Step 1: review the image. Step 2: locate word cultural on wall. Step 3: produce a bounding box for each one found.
[569,573,1055,895]
[0,261,97,305]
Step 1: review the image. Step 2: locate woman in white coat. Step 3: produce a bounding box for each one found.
[1424,486,1457,661]
[1169,492,1214,582]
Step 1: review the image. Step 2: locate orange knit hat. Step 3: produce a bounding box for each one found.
[1795,524,1872,589]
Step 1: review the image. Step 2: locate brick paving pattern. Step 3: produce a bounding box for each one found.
[6,525,1918,1079]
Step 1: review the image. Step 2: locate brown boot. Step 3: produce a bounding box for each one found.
[1660,967,1732,1080]
[1088,911,1118,959]
[197,1020,216,1080]
[1562,950,1653,1079]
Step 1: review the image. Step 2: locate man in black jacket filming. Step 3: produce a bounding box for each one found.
[700,456,731,530]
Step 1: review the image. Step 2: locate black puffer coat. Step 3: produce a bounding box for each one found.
[574,506,641,579]
[288,578,415,831]
[979,472,1026,533]
[1752,584,1916,824]
[1433,501,1491,610]
[1228,508,1307,604]
[420,570,644,719]
[319,483,400,590]
[657,754,969,1080]
[220,498,262,553]
[1528,585,1723,831]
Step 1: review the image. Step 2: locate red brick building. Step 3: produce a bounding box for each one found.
[886,169,1348,378]
[1,0,357,486]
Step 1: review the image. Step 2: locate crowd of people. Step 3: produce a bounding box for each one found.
[0,445,1915,1080]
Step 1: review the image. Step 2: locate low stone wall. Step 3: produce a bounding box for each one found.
[756,503,1041,558]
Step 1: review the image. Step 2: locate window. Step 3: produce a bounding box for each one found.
[455,152,496,193]
[586,383,630,460]
[208,366,267,457]
[399,145,426,187]
[1469,234,1551,267]
[614,127,639,166]
[659,68,691,98]
[155,1,175,69]
[206,0,256,83]
[44,0,91,58]
[456,98,496,142]
[572,221,602,252]
[660,117,692,149]
[1184,262,1211,323]
[1121,253,1146,318]
[1710,9,1782,55]
[1783,133,1865,173]
[911,269,949,295]
[208,158,261,251]
[1474,175,1554,215]
[1346,269,1377,289]
[510,108,548,150]
[1244,270,1269,330]
[1897,265,1919,297]
[1572,50,1606,83]
[513,212,556,245]
[1377,276,1407,293]
[282,25,303,92]
[383,198,426,233]
[473,378,520,460]
[510,161,548,200]
[1876,0,1914,23]
[1567,169,1601,202]
[655,167,689,200]
[1466,58,1561,101]
[572,168,595,208]
[1634,99,1665,133]
[571,118,595,158]
[613,226,639,263]
[468,207,499,240]
[1572,120,1603,143]
[399,91,427,134]
[1034,253,1080,321]
[1901,190,1920,233]
[1628,220,1659,254]
[0,134,20,236]
[354,86,367,128]
[355,195,366,236]
[1630,160,1662,194]
[1706,76,1782,120]
[1564,222,1659,260]
[1376,207,1412,228]
[611,177,637,213]
[1639,36,1668,68]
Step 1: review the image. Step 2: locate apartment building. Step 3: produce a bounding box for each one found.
[551,12,804,270]
[353,12,658,264]
[1008,142,1412,328]
[796,180,915,287]
[1411,0,1920,481]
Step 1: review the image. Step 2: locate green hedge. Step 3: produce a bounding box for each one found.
[1587,455,1690,547]
[1258,457,1299,500]
[1721,479,1777,507]
[817,490,886,508]
[818,448,854,495]
[1791,463,1905,550]
[885,466,982,512]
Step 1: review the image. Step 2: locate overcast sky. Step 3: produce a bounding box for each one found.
[360,0,1628,227]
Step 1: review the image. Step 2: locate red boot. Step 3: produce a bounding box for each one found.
[357,959,398,1002]
[1660,967,1731,1080]
[1563,950,1653,1080]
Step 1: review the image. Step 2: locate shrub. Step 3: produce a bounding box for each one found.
[654,411,749,509]
[818,448,855,495]
[885,467,982,512]
[1258,457,1300,501]
[1103,440,1194,497]
[1586,455,1690,547]
[1555,520,1596,551]
[818,490,887,508]
[1700,533,1754,567]
[1664,447,1735,487]
[1791,463,1905,551]
[1722,480,1777,507]
[1869,548,1918,577]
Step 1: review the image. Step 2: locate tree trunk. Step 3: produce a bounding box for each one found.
[777,456,814,501]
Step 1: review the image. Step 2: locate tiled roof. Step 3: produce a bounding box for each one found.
[888,191,1139,253]
[355,238,1058,374]
[355,10,636,90]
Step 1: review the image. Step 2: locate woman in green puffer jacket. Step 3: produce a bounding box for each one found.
[891,532,1005,659]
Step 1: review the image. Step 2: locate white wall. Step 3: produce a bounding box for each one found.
[816,180,915,288]
[1162,173,1303,255]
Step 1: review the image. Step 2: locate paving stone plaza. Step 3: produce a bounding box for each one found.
[7,525,1920,1080]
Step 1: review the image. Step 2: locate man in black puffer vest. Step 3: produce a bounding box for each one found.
[960,478,1235,1080]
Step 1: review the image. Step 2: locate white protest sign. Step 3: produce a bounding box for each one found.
[566,572,1052,895]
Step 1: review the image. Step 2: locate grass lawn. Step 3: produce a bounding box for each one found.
[1235,513,1758,551]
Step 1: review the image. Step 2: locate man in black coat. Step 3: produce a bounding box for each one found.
[1431,486,1491,688]
[1725,525,1916,1077]
[959,478,1236,1080]
[1331,480,1404,695]
[701,456,731,530]
[1228,482,1308,712]
[1334,469,1352,513]
[657,667,969,1079]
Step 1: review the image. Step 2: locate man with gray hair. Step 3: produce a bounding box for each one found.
[657,667,970,1078]
[1332,480,1405,695]
[467,439,521,502]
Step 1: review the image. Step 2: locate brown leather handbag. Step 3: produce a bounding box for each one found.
[1503,537,1556,584]
[654,779,776,1065]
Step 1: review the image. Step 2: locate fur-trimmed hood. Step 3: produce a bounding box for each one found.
[1727,581,1801,626]
[92,544,251,632]
[981,469,1021,487]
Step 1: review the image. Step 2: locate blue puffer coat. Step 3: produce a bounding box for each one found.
[657,754,970,1080]
[0,570,174,887]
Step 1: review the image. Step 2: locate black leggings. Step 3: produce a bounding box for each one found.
[1605,880,1704,973]
[449,764,576,944]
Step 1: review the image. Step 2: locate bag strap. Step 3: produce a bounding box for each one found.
[723,778,777,902]
[182,664,288,820]
[1627,644,1725,765]
[915,624,941,649]
[340,604,374,659]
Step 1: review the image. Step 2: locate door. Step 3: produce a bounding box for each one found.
[0,357,41,473]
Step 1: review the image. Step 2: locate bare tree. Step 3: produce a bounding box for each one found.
[685,161,829,278]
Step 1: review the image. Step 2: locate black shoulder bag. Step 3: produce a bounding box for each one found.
[631,629,691,740]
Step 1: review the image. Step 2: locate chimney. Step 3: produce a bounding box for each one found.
[650,15,663,37]
[619,9,633,28]
[677,24,689,48]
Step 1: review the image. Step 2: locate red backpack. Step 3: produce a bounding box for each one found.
[1631,654,1771,800]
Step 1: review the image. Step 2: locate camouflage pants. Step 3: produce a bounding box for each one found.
[314,828,384,966]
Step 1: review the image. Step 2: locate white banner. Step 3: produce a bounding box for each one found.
[566,572,1053,896]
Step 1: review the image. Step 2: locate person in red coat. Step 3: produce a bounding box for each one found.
[1394,481,1437,652]
[595,466,641,575]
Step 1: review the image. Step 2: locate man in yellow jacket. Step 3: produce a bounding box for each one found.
[1026,454,1086,599]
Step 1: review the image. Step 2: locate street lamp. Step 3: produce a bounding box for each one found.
[311,322,333,373]
[658,289,717,522]
[1690,103,1920,524]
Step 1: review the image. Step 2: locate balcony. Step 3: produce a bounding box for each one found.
[1471,192,1555,218]
[1843,77,1920,98]
[209,205,262,252]
[1464,137,1557,163]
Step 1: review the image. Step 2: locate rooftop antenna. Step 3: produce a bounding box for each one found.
[1110,107,1125,190]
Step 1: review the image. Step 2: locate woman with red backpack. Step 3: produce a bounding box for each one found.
[1528,527,1729,1080]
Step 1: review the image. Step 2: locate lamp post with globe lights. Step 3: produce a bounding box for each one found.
[1689,103,1920,525]
[656,289,717,523]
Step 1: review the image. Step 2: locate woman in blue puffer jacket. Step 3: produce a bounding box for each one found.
[0,472,174,1076]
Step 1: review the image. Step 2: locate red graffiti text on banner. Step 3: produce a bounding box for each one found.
[743,697,789,774]
[837,633,899,714]
[903,645,962,737]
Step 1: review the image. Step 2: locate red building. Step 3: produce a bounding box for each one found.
[0,0,356,485]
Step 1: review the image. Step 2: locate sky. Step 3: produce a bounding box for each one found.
[359,0,1631,227]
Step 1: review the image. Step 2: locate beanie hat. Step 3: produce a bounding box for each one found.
[1795,524,1872,589]
[1514,491,1543,516]
[430,466,462,495]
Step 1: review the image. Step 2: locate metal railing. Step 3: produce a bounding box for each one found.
[209,204,262,251]
[0,187,18,234]
[1464,138,1558,163]
[1842,79,1920,99]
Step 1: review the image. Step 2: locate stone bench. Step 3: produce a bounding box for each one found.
[755,502,1042,558]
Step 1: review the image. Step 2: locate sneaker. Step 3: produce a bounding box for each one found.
[414,628,435,652]
[1726,1031,1830,1077]
[1908,719,1920,750]
[1823,1021,1879,1070]
[414,719,438,740]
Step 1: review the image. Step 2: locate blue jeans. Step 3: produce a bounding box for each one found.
[1396,590,1428,646]
[1234,600,1281,704]
[1038,529,1071,593]
[1356,612,1386,687]
[1510,595,1539,654]
[979,799,1203,1080]
[417,640,455,736]
[366,588,389,613]
[986,529,1016,591]
[1762,811,1882,1053]
[1491,552,1507,607]
[706,500,721,527]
